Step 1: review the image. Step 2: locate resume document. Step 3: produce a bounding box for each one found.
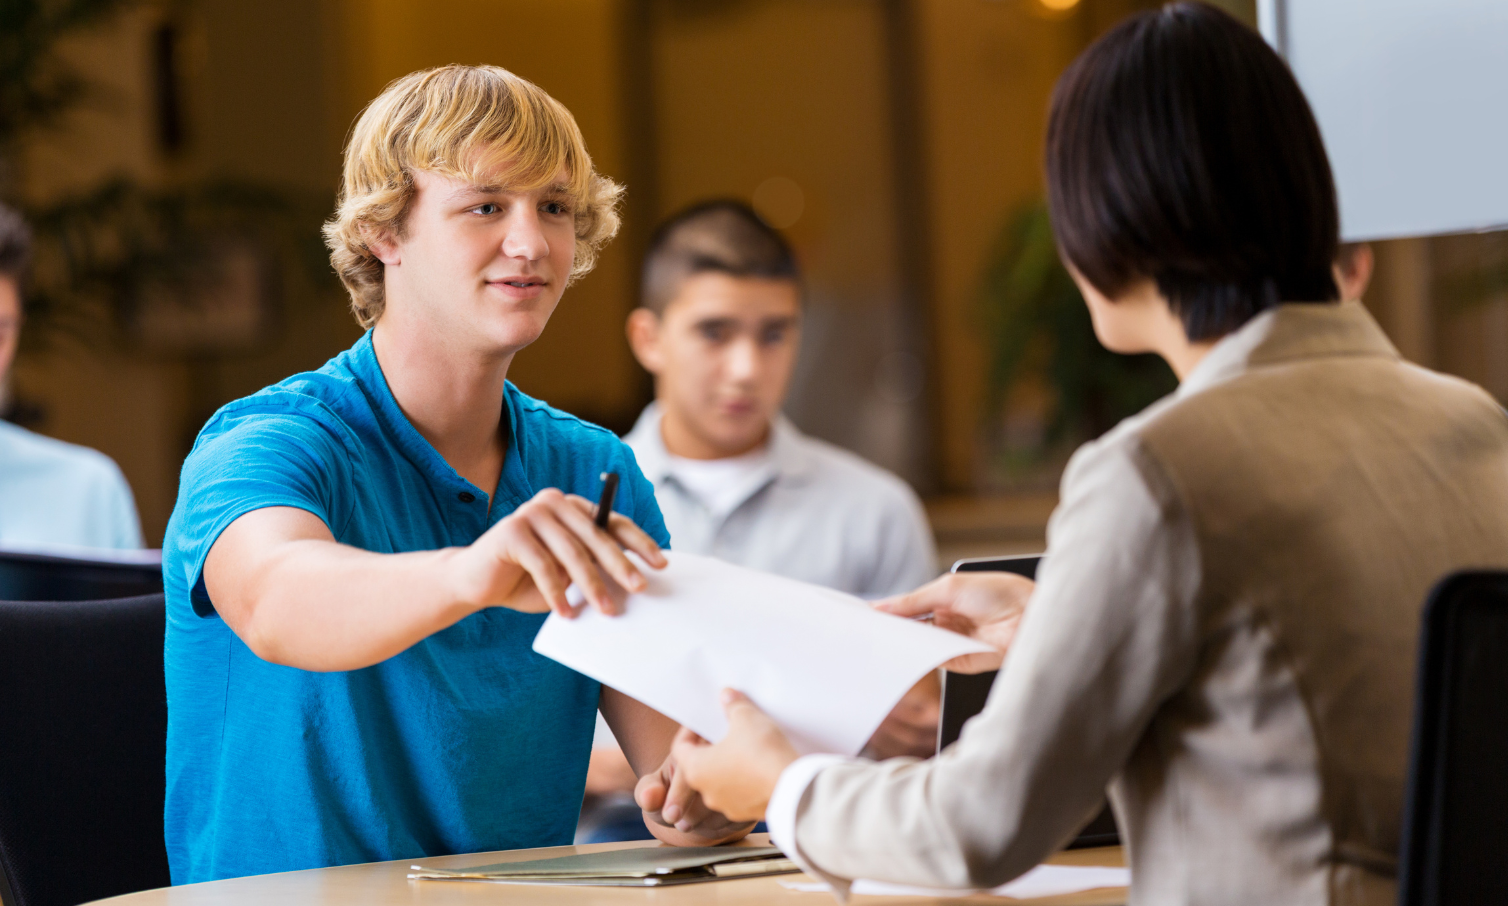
[533,552,991,755]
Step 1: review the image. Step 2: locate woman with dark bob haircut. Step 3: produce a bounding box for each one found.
[667,3,1508,904]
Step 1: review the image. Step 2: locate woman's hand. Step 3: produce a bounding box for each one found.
[450,488,667,618]
[671,690,800,822]
[873,572,1035,673]
[633,749,757,845]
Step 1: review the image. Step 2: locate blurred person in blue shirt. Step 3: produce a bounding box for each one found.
[161,65,750,885]
[0,203,142,553]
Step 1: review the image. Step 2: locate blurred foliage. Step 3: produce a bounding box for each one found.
[0,0,335,355]
[1438,229,1508,314]
[0,0,137,160]
[979,203,1176,456]
[25,177,334,345]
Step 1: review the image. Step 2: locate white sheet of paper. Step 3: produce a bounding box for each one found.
[779,863,1131,898]
[531,551,993,756]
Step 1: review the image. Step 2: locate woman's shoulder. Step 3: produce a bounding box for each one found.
[1063,390,1186,476]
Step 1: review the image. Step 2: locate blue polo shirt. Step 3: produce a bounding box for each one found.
[161,331,668,884]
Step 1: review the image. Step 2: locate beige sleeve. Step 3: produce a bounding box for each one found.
[791,433,1202,889]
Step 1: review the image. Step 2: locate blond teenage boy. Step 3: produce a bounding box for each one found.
[162,66,748,884]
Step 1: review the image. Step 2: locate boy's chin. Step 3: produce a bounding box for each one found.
[474,315,549,352]
[697,418,772,458]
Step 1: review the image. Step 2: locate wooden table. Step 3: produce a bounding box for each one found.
[91,835,1125,905]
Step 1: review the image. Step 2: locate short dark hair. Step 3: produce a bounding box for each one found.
[0,202,32,284]
[1046,1,1339,341]
[640,200,799,314]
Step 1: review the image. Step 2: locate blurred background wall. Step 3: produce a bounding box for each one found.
[6,0,1506,559]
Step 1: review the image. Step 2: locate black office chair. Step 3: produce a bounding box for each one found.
[0,550,163,603]
[1398,570,1508,906]
[939,554,1120,849]
[0,594,171,906]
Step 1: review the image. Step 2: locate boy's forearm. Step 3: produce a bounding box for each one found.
[206,490,661,672]
[234,542,485,672]
[600,687,679,774]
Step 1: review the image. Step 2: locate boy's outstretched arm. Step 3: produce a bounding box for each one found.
[204,488,665,672]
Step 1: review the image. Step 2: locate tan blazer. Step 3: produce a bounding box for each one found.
[784,303,1508,905]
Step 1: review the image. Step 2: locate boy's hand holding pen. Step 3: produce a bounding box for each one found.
[451,470,666,620]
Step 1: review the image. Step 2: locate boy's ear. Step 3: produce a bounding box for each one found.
[362,224,402,267]
[626,307,665,375]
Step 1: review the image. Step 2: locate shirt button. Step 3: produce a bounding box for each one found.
[457,491,475,503]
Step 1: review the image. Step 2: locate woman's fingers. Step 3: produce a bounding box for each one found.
[720,687,757,713]
[664,728,715,826]
[661,751,705,828]
[674,724,708,747]
[721,688,783,738]
[871,591,931,618]
[873,575,963,619]
[942,650,1006,674]
[670,783,710,831]
[880,574,1037,650]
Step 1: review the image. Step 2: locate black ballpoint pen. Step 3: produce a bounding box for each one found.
[594,471,620,530]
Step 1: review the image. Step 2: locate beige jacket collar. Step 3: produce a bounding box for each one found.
[1178,301,1401,398]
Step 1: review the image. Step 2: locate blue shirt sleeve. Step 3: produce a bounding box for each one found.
[167,403,355,617]
[606,437,671,551]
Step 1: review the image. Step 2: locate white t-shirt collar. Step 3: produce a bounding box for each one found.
[662,444,777,518]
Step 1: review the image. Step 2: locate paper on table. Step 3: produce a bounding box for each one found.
[531,551,993,756]
[779,864,1131,898]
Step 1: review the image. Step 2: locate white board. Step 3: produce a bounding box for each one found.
[1260,0,1508,241]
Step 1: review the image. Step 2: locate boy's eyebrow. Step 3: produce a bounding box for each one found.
[442,186,491,207]
[448,184,501,202]
[446,182,575,203]
[691,314,798,330]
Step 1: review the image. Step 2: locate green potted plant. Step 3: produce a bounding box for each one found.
[978,202,1175,487]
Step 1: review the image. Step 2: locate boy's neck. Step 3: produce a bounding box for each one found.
[371,321,512,495]
[657,404,770,461]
